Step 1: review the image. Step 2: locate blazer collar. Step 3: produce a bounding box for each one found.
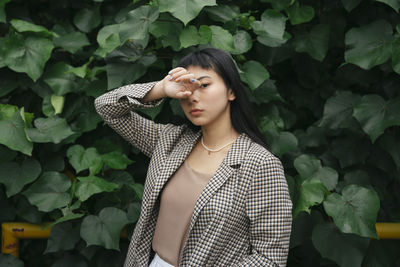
[150,129,253,202]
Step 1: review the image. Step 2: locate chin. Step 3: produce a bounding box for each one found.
[187,117,207,126]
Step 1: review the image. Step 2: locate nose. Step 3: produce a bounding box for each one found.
[187,87,200,102]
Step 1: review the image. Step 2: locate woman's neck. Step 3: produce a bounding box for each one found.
[201,121,240,149]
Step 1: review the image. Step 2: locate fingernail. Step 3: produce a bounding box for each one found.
[190,78,195,83]
[168,75,173,80]
[168,70,173,74]
[175,79,180,82]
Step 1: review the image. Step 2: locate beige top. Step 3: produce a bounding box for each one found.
[151,160,214,266]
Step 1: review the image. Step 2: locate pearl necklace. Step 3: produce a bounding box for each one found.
[201,136,236,155]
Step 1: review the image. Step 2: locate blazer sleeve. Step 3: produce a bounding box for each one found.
[94,81,167,158]
[236,156,292,267]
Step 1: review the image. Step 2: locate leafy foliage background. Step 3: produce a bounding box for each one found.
[0,0,400,266]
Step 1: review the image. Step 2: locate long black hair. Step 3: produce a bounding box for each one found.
[177,48,268,149]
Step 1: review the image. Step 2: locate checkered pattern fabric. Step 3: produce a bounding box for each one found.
[94,82,292,267]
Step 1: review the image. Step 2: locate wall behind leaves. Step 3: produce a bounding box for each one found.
[0,0,399,266]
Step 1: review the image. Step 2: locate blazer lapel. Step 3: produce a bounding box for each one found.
[187,133,252,235]
[147,129,202,213]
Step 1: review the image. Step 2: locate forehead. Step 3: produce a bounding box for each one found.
[186,65,219,79]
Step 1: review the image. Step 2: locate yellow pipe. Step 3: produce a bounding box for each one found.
[375,223,400,239]
[3,222,398,258]
[2,222,52,258]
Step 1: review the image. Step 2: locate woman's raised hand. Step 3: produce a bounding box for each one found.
[161,67,202,99]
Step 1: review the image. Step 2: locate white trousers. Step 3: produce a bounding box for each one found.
[149,253,175,267]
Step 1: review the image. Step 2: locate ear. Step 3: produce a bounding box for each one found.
[227,88,236,101]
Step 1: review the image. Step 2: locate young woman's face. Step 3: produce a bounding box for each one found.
[179,65,235,127]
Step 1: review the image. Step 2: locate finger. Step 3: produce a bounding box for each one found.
[191,79,201,87]
[176,91,192,98]
[168,67,187,77]
[171,69,190,81]
[175,73,195,82]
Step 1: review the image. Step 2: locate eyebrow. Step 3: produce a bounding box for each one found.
[197,75,212,80]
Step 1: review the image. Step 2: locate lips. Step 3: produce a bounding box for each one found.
[190,109,203,115]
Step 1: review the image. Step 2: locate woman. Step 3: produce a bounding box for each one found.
[94,48,292,267]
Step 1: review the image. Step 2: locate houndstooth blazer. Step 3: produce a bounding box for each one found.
[94,82,293,267]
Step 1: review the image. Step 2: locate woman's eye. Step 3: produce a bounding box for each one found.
[201,83,209,88]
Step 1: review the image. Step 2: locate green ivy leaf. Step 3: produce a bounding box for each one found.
[392,36,400,74]
[267,130,298,157]
[353,95,400,143]
[44,212,84,230]
[80,207,129,250]
[15,194,44,223]
[106,52,156,89]
[119,5,159,43]
[179,25,211,48]
[341,0,362,12]
[42,95,55,117]
[75,175,118,202]
[11,19,57,37]
[73,7,101,33]
[101,151,133,170]
[43,94,65,117]
[319,91,361,129]
[259,107,284,133]
[26,116,75,144]
[127,202,141,223]
[294,176,329,218]
[95,24,121,57]
[158,0,216,25]
[44,222,81,254]
[149,14,182,51]
[0,254,24,267]
[323,184,380,238]
[204,5,239,23]
[43,62,77,96]
[0,0,11,23]
[0,159,41,197]
[71,100,102,133]
[285,2,315,25]
[239,60,270,90]
[0,109,33,155]
[345,19,393,70]
[67,145,103,175]
[252,80,283,104]
[53,31,90,54]
[0,104,19,120]
[131,183,144,200]
[232,30,252,55]
[67,57,93,79]
[251,9,288,47]
[51,95,65,115]
[293,24,330,61]
[375,0,400,12]
[294,154,338,191]
[108,171,135,189]
[209,25,235,52]
[0,33,54,81]
[337,171,372,193]
[260,0,292,10]
[22,171,71,212]
[296,126,327,149]
[312,222,370,267]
